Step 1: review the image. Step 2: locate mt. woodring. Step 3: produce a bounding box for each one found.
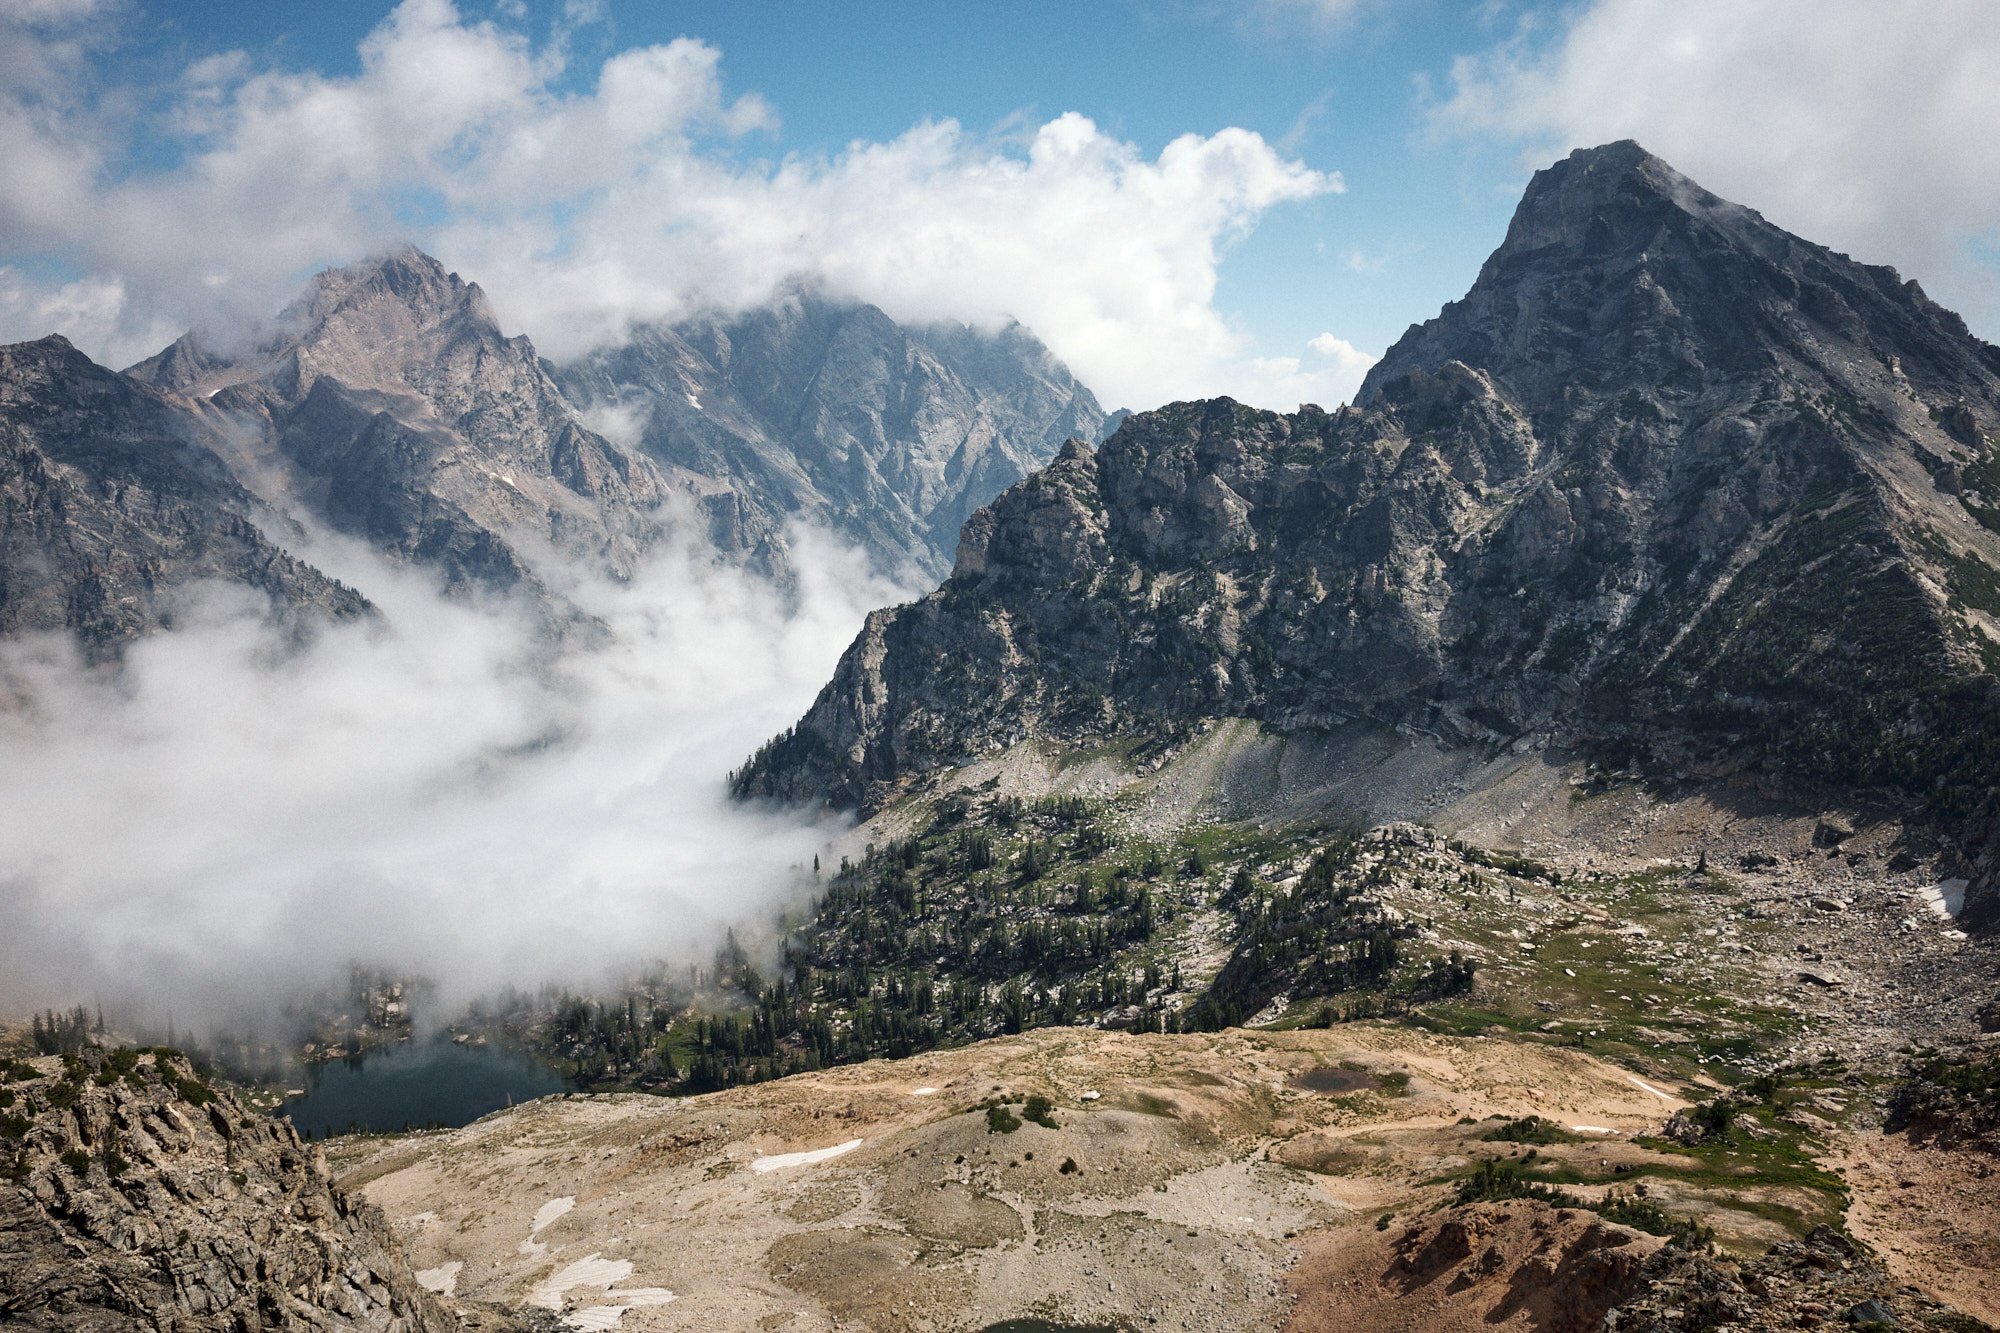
[739,142,2000,925]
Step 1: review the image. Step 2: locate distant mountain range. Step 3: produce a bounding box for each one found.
[0,248,1105,650]
[734,141,2000,920]
[558,292,1106,582]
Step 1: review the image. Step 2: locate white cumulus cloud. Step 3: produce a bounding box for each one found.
[0,0,1356,410]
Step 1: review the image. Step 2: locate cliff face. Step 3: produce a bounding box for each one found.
[0,1047,485,1331]
[113,256,1106,600]
[734,142,2000,896]
[0,336,369,656]
[558,292,1107,582]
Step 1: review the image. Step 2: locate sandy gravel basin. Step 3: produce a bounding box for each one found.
[333,1024,1691,1331]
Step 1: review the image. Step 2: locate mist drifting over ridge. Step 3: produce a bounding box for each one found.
[0,503,907,1036]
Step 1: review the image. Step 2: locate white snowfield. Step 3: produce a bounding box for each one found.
[1627,1075,1677,1102]
[1922,879,1968,919]
[413,1260,461,1295]
[532,1196,575,1234]
[527,1253,677,1330]
[750,1138,865,1174]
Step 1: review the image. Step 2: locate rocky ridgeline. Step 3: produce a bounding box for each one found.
[1381,1205,1982,1333]
[0,1047,495,1331]
[0,248,1104,653]
[1603,1223,1982,1332]
[735,141,2000,917]
[559,291,1107,582]
[0,336,370,654]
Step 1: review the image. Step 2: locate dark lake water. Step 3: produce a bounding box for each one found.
[1290,1065,1381,1094]
[278,1039,572,1139]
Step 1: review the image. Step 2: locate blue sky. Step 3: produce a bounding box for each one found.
[4,0,1997,410]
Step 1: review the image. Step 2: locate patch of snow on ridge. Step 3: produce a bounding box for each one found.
[750,1138,864,1174]
[531,1255,634,1309]
[532,1196,575,1235]
[564,1288,677,1331]
[414,1260,461,1295]
[1921,879,1968,919]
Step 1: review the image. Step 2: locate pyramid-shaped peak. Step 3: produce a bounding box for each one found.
[1496,140,1759,259]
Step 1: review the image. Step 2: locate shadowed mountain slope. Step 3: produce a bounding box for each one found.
[735,141,2000,915]
[0,335,368,656]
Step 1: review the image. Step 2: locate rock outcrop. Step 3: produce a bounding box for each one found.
[0,1047,497,1331]
[0,336,369,656]
[558,291,1107,581]
[734,142,2000,907]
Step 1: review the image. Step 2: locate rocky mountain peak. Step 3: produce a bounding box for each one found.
[1492,139,1745,258]
[559,287,1107,580]
[289,245,495,343]
[736,144,2000,919]
[1359,140,2000,419]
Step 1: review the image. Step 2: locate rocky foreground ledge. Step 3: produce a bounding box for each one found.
[0,1045,522,1331]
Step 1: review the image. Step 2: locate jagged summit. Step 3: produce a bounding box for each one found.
[559,287,1106,580]
[1359,140,2000,414]
[1492,139,1743,256]
[293,244,488,322]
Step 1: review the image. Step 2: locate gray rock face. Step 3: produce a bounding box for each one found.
[0,1049,487,1331]
[7,249,1108,654]
[130,248,674,596]
[734,143,2000,893]
[0,335,369,657]
[558,291,1106,581]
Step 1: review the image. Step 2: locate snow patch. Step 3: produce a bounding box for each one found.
[750,1138,863,1174]
[685,392,702,411]
[530,1254,634,1309]
[1627,1075,1676,1102]
[911,1086,939,1096]
[1920,879,1968,919]
[563,1289,677,1330]
[532,1196,575,1235]
[414,1260,461,1295]
[1571,1125,1615,1135]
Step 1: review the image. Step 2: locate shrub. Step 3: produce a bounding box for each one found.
[986,1104,1022,1134]
[1692,1099,1737,1139]
[60,1148,92,1176]
[1483,1116,1572,1145]
[1023,1093,1058,1129]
